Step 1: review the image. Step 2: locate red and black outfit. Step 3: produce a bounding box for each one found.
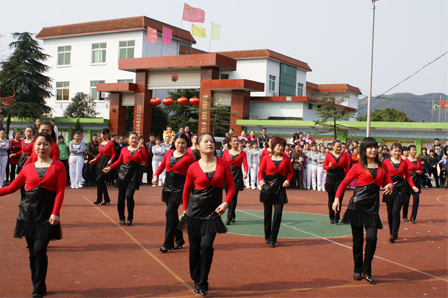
[323,152,350,223]
[155,150,194,249]
[258,153,293,246]
[336,163,392,277]
[178,158,235,293]
[8,139,22,181]
[403,158,422,222]
[0,160,66,296]
[25,142,60,165]
[222,150,248,223]
[382,158,415,239]
[94,141,116,204]
[15,139,35,200]
[109,146,147,223]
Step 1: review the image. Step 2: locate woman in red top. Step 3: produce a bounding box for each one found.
[349,148,361,189]
[8,130,23,182]
[103,132,146,226]
[403,145,422,223]
[0,132,66,297]
[333,137,393,283]
[153,135,194,252]
[222,136,248,225]
[186,134,199,160]
[382,143,418,243]
[24,121,60,166]
[178,133,235,296]
[323,140,350,224]
[90,128,115,205]
[258,137,293,247]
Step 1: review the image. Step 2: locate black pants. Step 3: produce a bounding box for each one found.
[403,192,420,220]
[9,164,17,182]
[188,232,216,291]
[138,165,146,183]
[263,200,284,244]
[226,189,239,221]
[163,201,184,248]
[351,224,377,276]
[117,188,135,220]
[428,167,439,187]
[60,159,69,185]
[327,188,344,221]
[87,163,97,185]
[386,201,405,238]
[26,237,50,295]
[96,172,110,203]
[291,169,303,189]
[145,166,153,185]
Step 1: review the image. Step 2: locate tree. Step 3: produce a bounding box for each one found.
[360,108,411,122]
[125,105,168,138]
[63,92,99,118]
[69,119,84,139]
[0,32,52,119]
[313,94,359,140]
[164,89,200,133]
[191,96,233,137]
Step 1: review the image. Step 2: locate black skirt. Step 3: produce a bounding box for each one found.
[178,186,227,236]
[230,164,244,191]
[161,171,186,205]
[341,184,383,229]
[14,187,62,240]
[97,155,112,175]
[325,168,346,193]
[114,160,140,191]
[260,173,288,204]
[382,175,408,204]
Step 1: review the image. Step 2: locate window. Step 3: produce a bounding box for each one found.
[56,82,70,101]
[269,75,276,91]
[57,46,71,66]
[297,82,304,96]
[279,64,297,96]
[117,79,133,83]
[90,80,105,100]
[220,74,229,80]
[92,43,106,63]
[119,40,135,59]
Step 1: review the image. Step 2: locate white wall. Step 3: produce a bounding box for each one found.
[250,101,305,120]
[266,60,280,96]
[228,59,267,97]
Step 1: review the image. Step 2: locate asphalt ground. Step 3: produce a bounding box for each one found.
[0,184,447,297]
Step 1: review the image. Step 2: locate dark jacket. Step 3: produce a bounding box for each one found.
[87,141,99,160]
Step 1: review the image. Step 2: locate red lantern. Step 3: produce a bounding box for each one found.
[163,97,174,106]
[150,97,161,105]
[189,96,200,106]
[177,96,188,105]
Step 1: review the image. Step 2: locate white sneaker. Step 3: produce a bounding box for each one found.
[251,187,256,189]
[152,185,157,187]
[78,184,83,188]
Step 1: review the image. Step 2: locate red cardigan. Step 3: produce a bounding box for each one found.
[183,158,235,211]
[15,139,34,156]
[26,142,60,165]
[95,141,116,160]
[258,154,293,183]
[323,152,350,173]
[155,150,194,176]
[336,163,393,198]
[222,150,249,172]
[109,146,147,170]
[0,160,66,215]
[382,159,415,187]
[405,157,422,173]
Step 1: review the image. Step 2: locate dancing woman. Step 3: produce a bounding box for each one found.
[178,133,235,296]
[153,135,194,252]
[222,136,248,225]
[403,145,422,223]
[324,141,350,224]
[258,137,293,247]
[382,143,418,243]
[0,132,66,297]
[103,132,146,226]
[333,137,393,283]
[89,128,115,205]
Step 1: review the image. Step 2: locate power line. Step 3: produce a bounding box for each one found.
[358,50,448,111]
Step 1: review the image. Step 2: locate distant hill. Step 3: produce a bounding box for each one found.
[357,93,448,122]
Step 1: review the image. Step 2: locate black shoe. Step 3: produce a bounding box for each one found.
[173,240,185,250]
[403,218,409,222]
[32,294,44,298]
[410,218,416,224]
[194,287,199,294]
[86,182,91,187]
[365,274,374,282]
[330,220,335,224]
[270,242,276,248]
[231,218,235,223]
[199,289,208,296]
[389,236,396,243]
[119,220,126,225]
[159,247,172,253]
[265,239,270,245]
[126,220,132,226]
[225,219,230,225]
[93,200,101,205]
[101,199,110,205]
[353,272,362,281]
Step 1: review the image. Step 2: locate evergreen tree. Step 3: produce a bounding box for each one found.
[125,105,168,138]
[360,108,411,122]
[69,119,84,139]
[164,89,200,133]
[63,92,99,118]
[313,94,359,140]
[0,32,52,118]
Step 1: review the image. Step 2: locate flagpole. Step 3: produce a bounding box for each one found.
[209,39,212,52]
[178,20,183,55]
[439,102,441,122]
[366,0,378,137]
[431,100,434,122]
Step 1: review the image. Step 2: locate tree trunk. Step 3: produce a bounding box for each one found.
[5,114,11,136]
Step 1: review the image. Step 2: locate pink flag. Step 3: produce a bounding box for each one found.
[182,3,205,23]
[162,27,173,45]
[147,27,157,43]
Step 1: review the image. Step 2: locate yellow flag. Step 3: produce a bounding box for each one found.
[192,24,206,38]
[211,23,221,40]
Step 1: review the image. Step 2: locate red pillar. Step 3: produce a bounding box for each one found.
[198,67,219,134]
[109,92,126,136]
[134,70,152,138]
[230,90,251,136]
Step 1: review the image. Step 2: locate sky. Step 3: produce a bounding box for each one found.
[0,0,447,97]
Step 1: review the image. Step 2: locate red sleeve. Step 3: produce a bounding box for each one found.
[344,154,350,173]
[242,151,249,172]
[110,142,116,161]
[336,164,361,199]
[0,170,26,196]
[285,157,293,183]
[14,140,27,156]
[258,154,267,182]
[51,142,60,160]
[52,161,67,216]
[223,159,236,205]
[382,165,393,187]
[155,150,171,176]
[403,163,415,188]
[323,154,331,171]
[182,165,195,211]
[109,148,125,170]
[140,146,148,162]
